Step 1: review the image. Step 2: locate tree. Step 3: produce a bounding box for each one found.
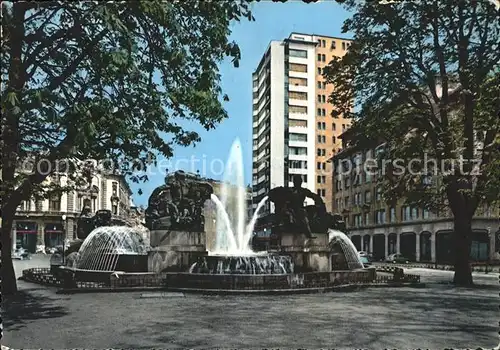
[324,0,499,285]
[1,1,255,295]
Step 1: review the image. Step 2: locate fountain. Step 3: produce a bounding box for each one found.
[76,226,149,272]
[44,138,375,291]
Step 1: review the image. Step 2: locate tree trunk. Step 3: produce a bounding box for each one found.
[452,212,473,286]
[1,208,18,295]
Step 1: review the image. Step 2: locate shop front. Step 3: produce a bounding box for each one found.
[44,223,64,248]
[16,222,38,253]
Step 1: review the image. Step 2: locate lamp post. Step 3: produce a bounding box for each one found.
[62,214,67,265]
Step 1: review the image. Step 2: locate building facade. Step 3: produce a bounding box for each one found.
[13,172,133,253]
[251,32,352,215]
[331,129,500,263]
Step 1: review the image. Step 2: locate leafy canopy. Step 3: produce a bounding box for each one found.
[324,0,499,214]
[1,0,255,203]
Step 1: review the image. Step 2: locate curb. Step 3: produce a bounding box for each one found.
[55,282,425,295]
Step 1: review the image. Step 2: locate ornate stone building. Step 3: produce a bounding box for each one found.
[330,128,500,263]
[13,171,133,253]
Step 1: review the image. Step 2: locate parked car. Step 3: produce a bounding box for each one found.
[13,247,31,260]
[360,256,372,267]
[358,251,373,260]
[386,253,410,264]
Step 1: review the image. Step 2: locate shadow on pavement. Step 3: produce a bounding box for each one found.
[3,288,69,332]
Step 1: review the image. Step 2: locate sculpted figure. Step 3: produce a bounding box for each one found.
[268,175,326,238]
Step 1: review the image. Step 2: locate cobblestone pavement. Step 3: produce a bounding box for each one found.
[4,255,499,349]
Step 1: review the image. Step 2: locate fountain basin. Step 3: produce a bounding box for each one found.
[189,254,294,274]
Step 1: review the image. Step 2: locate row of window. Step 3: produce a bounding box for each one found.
[317,94,326,103]
[316,162,327,170]
[289,91,308,100]
[289,160,307,169]
[317,148,327,157]
[317,175,327,184]
[347,207,431,227]
[289,133,307,142]
[317,122,343,132]
[317,81,327,89]
[317,188,326,197]
[317,38,351,51]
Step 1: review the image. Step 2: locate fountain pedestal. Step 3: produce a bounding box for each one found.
[279,232,332,273]
[148,230,207,272]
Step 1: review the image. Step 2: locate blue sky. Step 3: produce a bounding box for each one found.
[130,1,352,207]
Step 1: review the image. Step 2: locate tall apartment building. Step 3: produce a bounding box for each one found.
[331,128,500,263]
[252,32,352,215]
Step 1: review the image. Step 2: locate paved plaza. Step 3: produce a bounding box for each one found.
[3,255,499,349]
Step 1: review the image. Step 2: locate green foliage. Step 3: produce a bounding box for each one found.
[324,0,500,214]
[1,0,255,200]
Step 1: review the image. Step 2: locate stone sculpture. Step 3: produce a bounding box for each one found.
[145,170,214,231]
[268,175,327,238]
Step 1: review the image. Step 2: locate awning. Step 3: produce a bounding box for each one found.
[16,222,37,233]
[44,223,63,233]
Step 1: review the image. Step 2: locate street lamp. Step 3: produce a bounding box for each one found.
[62,214,67,265]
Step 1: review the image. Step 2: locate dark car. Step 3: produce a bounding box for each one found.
[385,253,410,264]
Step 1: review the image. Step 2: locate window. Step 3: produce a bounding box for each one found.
[289,49,307,58]
[321,54,326,62]
[354,192,361,206]
[317,53,322,61]
[289,119,307,127]
[331,41,337,49]
[317,135,322,143]
[289,91,307,100]
[112,182,118,196]
[344,196,349,207]
[322,82,326,89]
[375,187,382,201]
[290,63,308,72]
[321,189,326,196]
[332,123,336,131]
[321,39,326,47]
[411,207,419,219]
[289,105,307,114]
[317,94,322,103]
[332,136,336,143]
[322,176,326,183]
[342,42,346,50]
[317,108,322,116]
[401,206,411,221]
[322,109,326,116]
[290,160,307,169]
[321,149,326,156]
[289,77,308,86]
[289,147,307,155]
[317,67,322,75]
[390,207,396,222]
[375,209,386,224]
[364,212,370,225]
[112,205,118,215]
[364,190,371,203]
[288,161,304,171]
[322,95,326,103]
[49,196,61,211]
[342,124,346,132]
[422,208,430,219]
[317,148,321,156]
[289,133,307,142]
[322,135,326,143]
[354,214,362,227]
[317,162,321,170]
[335,198,341,210]
[317,81,322,89]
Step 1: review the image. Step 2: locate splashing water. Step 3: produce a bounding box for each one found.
[76,226,149,271]
[328,229,364,269]
[212,138,268,255]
